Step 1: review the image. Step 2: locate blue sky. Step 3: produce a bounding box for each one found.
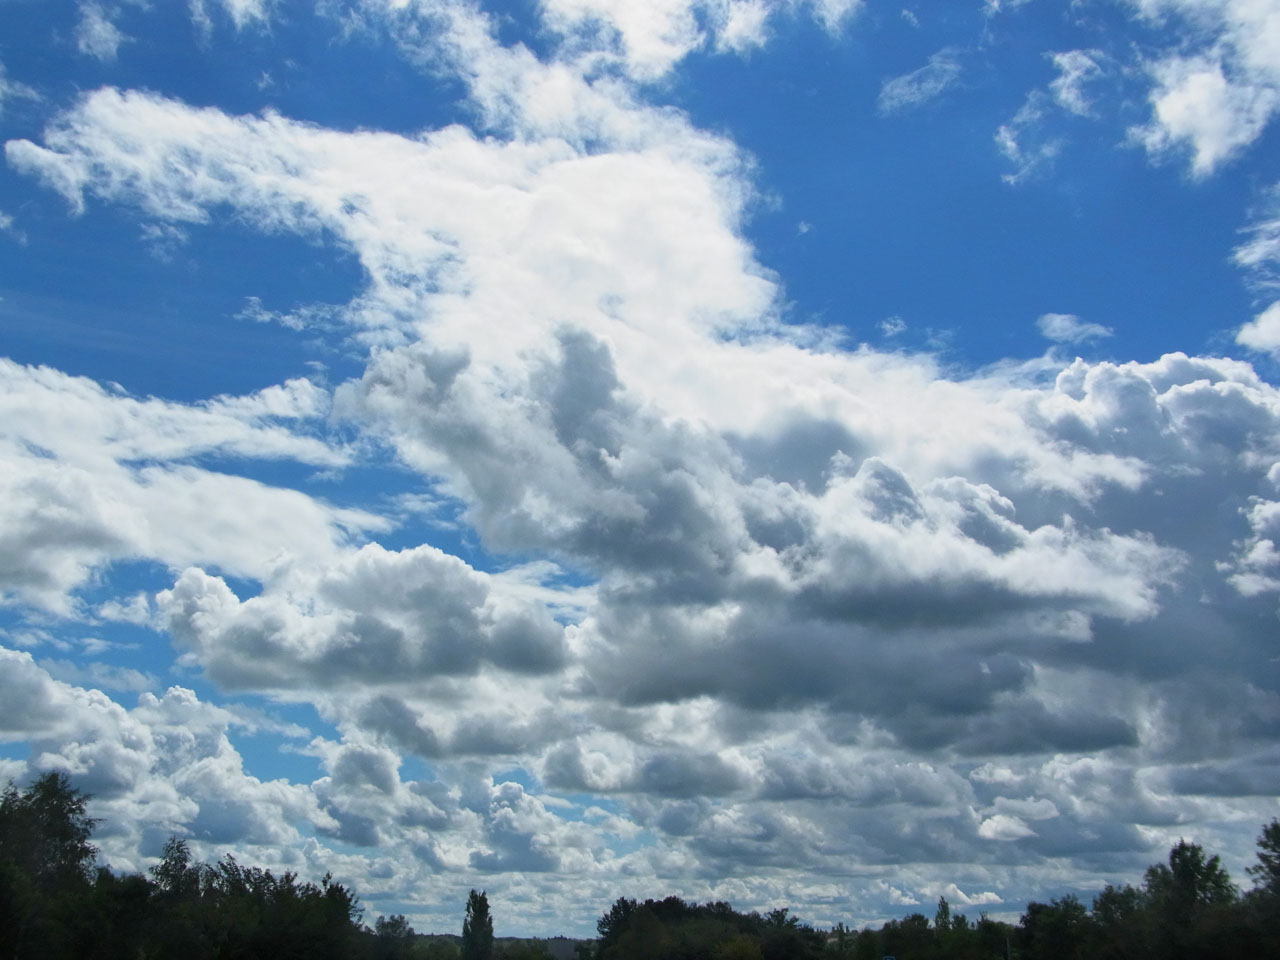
[3,0,1280,938]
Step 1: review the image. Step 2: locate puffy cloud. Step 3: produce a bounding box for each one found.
[537,0,859,80]
[1133,54,1278,176]
[0,360,378,613]
[8,0,1280,933]
[1236,301,1280,354]
[1127,0,1280,174]
[0,649,327,863]
[157,543,569,691]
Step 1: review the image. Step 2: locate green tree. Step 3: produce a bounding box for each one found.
[1018,895,1090,960]
[374,912,417,960]
[0,772,100,960]
[0,772,98,890]
[1144,839,1237,911]
[1249,818,1280,895]
[463,889,494,960]
[1143,839,1238,960]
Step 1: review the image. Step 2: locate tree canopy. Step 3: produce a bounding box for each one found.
[2,770,1280,960]
[463,888,495,960]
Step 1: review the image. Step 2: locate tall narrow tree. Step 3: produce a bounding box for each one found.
[462,888,494,960]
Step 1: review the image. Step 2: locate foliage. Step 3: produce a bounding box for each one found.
[464,888,495,960]
[0,772,98,889]
[3,770,1280,960]
[594,895,823,960]
[1249,819,1280,895]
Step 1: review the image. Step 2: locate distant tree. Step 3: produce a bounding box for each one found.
[150,835,206,900]
[463,889,495,960]
[1088,883,1144,960]
[1143,839,1238,960]
[374,912,417,960]
[714,933,764,960]
[1018,895,1090,960]
[376,912,415,938]
[495,940,551,960]
[934,895,951,931]
[1145,839,1238,909]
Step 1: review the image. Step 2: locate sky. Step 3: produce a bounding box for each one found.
[3,0,1280,938]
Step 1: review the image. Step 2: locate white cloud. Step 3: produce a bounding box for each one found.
[190,0,273,32]
[878,50,962,114]
[978,813,1037,840]
[39,658,158,693]
[1234,186,1280,352]
[1037,312,1113,343]
[517,0,859,81]
[984,0,1033,13]
[8,0,1280,929]
[1235,301,1280,354]
[1134,55,1278,176]
[1049,49,1103,116]
[157,542,570,692]
[1235,183,1280,289]
[996,93,1061,183]
[0,359,379,613]
[0,60,38,117]
[0,208,23,243]
[1127,0,1280,175]
[76,3,128,62]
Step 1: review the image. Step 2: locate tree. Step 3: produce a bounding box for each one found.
[1249,818,1280,895]
[0,773,101,960]
[1143,840,1238,960]
[0,772,98,890]
[1018,895,1089,960]
[374,913,417,960]
[463,889,494,960]
[1144,839,1237,911]
[934,896,951,931]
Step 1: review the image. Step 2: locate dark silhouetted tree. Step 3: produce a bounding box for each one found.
[463,888,494,960]
[1018,894,1090,960]
[1249,818,1280,895]
[0,772,98,890]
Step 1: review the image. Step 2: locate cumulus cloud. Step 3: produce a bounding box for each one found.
[1127,0,1280,175]
[157,544,569,691]
[1236,301,1280,354]
[8,0,1280,934]
[0,359,378,613]
[0,649,328,859]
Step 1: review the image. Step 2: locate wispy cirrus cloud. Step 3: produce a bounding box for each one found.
[878,49,962,114]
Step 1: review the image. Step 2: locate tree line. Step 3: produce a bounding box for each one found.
[2,771,1278,959]
[592,824,1280,960]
